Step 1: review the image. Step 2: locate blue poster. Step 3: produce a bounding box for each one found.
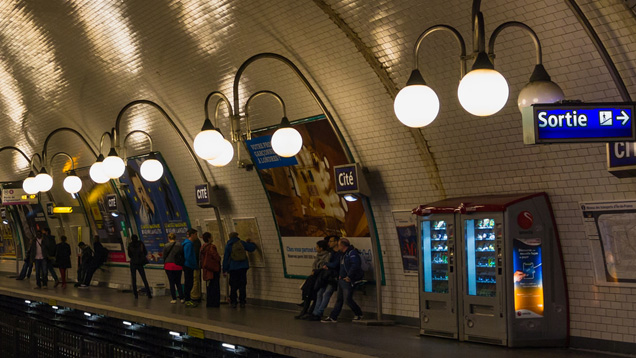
[119,152,190,263]
[245,135,299,170]
[513,237,544,318]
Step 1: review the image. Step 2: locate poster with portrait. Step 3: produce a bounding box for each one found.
[75,168,128,262]
[231,217,265,268]
[119,152,190,264]
[393,210,418,274]
[205,218,228,258]
[251,118,374,278]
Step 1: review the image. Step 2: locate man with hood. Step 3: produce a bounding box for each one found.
[222,232,256,308]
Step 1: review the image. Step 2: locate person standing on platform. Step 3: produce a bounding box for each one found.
[200,232,221,308]
[75,242,93,287]
[55,236,72,288]
[16,242,33,281]
[310,235,341,320]
[182,229,199,307]
[222,232,256,308]
[30,231,49,289]
[42,228,60,287]
[127,235,152,299]
[190,231,203,304]
[163,233,185,304]
[80,236,108,287]
[322,238,364,323]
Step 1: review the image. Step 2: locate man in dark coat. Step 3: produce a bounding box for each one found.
[42,228,59,286]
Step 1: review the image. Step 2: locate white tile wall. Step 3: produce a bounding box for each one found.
[0,0,633,345]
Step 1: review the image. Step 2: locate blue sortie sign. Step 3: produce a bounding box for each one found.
[533,103,635,143]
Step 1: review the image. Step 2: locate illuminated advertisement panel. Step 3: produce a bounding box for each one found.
[513,237,544,318]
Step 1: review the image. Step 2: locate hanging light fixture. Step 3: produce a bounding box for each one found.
[396,3,563,122]
[271,117,302,158]
[90,155,110,184]
[22,170,39,195]
[140,153,164,182]
[457,52,509,116]
[63,171,82,194]
[394,70,440,127]
[193,118,225,161]
[207,139,234,167]
[102,147,125,179]
[35,167,53,192]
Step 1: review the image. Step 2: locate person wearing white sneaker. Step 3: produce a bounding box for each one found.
[170,300,177,304]
[323,239,364,322]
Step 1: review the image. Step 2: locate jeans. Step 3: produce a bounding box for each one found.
[83,265,99,286]
[17,258,33,280]
[191,269,201,301]
[34,259,47,287]
[183,266,194,302]
[229,268,248,304]
[313,284,336,317]
[165,269,184,300]
[47,259,59,282]
[130,264,150,296]
[206,274,221,307]
[328,279,362,319]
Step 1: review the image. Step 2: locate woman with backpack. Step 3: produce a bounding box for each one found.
[162,233,185,304]
[200,232,222,308]
[222,232,256,308]
[128,235,152,299]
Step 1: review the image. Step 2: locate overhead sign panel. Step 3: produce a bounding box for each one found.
[524,103,636,144]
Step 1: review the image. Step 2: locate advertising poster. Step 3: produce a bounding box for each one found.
[76,168,127,262]
[119,152,190,264]
[0,207,17,257]
[392,210,418,274]
[252,118,374,278]
[513,237,544,318]
[580,200,636,285]
[231,217,265,268]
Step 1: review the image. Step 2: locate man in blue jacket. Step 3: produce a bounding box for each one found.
[322,238,364,322]
[183,228,200,307]
[223,232,256,308]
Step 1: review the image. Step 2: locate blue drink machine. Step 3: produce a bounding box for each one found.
[413,193,568,347]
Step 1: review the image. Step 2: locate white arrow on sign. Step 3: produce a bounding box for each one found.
[618,110,630,126]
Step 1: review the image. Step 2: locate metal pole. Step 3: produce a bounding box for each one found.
[362,197,384,321]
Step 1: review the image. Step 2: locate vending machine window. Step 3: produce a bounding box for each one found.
[422,220,449,293]
[465,218,497,297]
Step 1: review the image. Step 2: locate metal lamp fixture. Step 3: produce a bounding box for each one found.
[89,154,109,184]
[63,171,82,194]
[195,91,235,166]
[22,170,39,194]
[395,0,564,124]
[35,167,53,192]
[102,147,126,179]
[271,117,302,158]
[123,130,165,182]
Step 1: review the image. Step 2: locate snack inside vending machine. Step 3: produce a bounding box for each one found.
[413,193,568,347]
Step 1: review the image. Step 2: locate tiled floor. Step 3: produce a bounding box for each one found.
[0,275,620,358]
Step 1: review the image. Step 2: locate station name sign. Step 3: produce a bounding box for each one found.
[523,102,635,144]
[333,163,370,197]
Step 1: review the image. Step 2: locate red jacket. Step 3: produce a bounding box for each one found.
[200,243,221,280]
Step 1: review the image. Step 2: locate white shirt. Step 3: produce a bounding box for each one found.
[35,238,44,259]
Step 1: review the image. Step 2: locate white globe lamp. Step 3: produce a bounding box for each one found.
[207,139,234,167]
[22,171,39,195]
[193,119,225,160]
[271,118,302,158]
[394,70,440,127]
[90,155,110,184]
[102,148,125,179]
[35,168,53,192]
[63,173,83,194]
[140,154,164,182]
[517,64,565,112]
[458,52,509,116]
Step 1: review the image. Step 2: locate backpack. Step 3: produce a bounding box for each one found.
[230,240,247,261]
[358,250,371,272]
[202,245,221,272]
[167,243,185,266]
[96,245,109,265]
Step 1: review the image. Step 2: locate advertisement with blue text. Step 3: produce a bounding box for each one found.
[119,152,190,264]
[513,237,544,318]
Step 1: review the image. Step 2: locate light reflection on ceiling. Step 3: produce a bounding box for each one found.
[172,0,235,57]
[68,0,142,75]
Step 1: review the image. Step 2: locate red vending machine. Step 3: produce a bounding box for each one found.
[413,193,568,347]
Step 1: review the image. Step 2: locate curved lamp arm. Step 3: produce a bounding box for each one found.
[99,131,113,156]
[244,90,287,140]
[49,152,75,172]
[488,21,542,65]
[204,91,233,127]
[30,153,43,172]
[113,99,209,184]
[413,24,468,78]
[0,146,31,164]
[233,53,353,162]
[41,127,99,164]
[123,130,153,159]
